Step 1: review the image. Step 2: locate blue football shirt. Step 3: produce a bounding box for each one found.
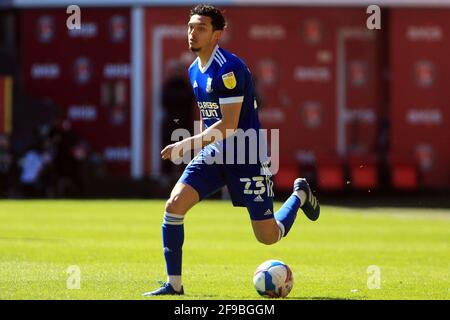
[188,45,265,164]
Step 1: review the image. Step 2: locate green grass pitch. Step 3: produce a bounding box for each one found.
[0,200,448,300]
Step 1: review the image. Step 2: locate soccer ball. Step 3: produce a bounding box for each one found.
[253,259,294,298]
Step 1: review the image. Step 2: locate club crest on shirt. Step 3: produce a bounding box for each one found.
[222,71,237,89]
[206,77,213,93]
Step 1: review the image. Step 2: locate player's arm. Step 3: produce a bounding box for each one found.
[161,102,241,160]
[190,101,242,146]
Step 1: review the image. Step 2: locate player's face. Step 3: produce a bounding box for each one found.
[188,15,221,53]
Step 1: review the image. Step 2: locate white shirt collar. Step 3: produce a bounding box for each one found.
[197,45,219,73]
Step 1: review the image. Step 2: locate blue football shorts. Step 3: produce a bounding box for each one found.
[178,147,275,221]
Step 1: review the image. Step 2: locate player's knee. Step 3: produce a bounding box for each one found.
[165,195,186,215]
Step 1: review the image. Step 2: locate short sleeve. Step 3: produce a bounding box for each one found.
[216,63,246,105]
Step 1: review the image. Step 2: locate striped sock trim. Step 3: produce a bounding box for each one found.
[293,190,307,207]
[163,212,185,225]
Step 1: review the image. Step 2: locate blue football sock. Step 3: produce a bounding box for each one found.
[162,212,185,277]
[274,194,301,237]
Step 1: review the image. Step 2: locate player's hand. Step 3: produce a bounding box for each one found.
[161,142,184,161]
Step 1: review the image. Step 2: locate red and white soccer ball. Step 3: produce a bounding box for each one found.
[253,260,294,298]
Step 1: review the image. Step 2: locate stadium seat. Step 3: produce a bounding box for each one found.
[349,156,378,190]
[391,164,418,190]
[316,158,344,191]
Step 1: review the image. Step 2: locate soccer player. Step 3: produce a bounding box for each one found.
[143,4,320,296]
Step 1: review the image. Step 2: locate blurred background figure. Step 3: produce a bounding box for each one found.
[17,131,54,198]
[48,119,89,197]
[161,61,195,180]
[0,133,15,197]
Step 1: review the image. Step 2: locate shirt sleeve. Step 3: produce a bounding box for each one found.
[216,63,246,105]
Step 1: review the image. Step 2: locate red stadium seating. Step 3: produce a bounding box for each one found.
[349,156,378,190]
[391,164,418,190]
[389,155,418,190]
[316,157,344,191]
[274,166,299,191]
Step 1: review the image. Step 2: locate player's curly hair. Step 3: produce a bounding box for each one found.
[189,4,226,31]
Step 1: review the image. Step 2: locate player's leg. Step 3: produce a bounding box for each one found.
[248,195,300,245]
[229,169,320,245]
[249,200,307,245]
[225,168,284,244]
[268,177,321,239]
[163,182,199,291]
[251,218,280,245]
[143,182,199,296]
[165,181,200,214]
[270,178,321,239]
[144,149,226,296]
